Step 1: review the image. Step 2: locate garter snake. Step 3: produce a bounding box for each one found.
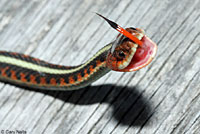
[0,14,157,90]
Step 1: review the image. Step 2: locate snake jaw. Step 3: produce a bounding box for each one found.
[106,29,157,72]
[121,35,157,72]
[106,28,157,71]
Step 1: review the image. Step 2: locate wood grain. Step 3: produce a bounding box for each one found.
[0,0,200,133]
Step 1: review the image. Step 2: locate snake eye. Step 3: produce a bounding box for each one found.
[114,50,126,60]
[119,51,125,57]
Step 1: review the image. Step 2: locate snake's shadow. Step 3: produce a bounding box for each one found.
[23,84,152,127]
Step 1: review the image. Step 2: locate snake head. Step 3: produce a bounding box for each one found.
[106,28,157,72]
[96,13,157,72]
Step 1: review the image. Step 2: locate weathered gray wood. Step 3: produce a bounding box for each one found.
[0,0,200,134]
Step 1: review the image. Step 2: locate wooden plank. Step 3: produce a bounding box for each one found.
[0,0,200,134]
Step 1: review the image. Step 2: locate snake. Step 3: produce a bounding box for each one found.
[0,14,157,90]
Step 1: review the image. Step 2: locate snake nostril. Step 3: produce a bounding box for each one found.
[130,27,137,31]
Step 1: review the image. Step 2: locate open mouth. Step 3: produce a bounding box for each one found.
[95,14,157,72]
[123,35,157,72]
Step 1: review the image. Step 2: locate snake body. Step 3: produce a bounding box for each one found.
[0,44,112,90]
[0,14,157,91]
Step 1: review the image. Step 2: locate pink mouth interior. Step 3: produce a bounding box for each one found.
[124,35,157,71]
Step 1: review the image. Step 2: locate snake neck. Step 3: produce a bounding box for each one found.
[0,44,112,90]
